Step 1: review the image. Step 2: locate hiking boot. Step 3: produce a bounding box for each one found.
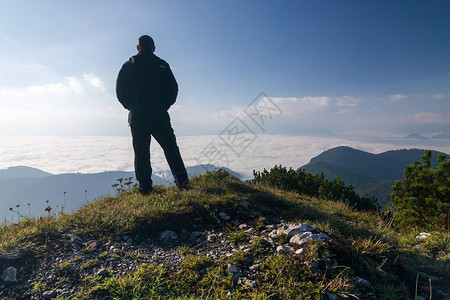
[138,187,153,195]
[178,183,193,191]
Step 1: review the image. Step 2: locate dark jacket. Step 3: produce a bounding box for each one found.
[116,49,178,126]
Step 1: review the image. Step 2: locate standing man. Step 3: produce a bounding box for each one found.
[116,35,190,194]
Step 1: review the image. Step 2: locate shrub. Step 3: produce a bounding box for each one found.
[252,165,379,211]
[391,150,450,230]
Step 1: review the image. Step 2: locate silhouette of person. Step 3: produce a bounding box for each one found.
[116,35,190,194]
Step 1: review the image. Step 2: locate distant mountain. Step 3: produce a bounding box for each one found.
[0,166,53,181]
[404,133,427,140]
[302,161,394,206]
[301,146,448,207]
[0,165,241,223]
[432,133,450,139]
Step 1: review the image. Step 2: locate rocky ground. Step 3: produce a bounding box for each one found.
[1,200,447,299]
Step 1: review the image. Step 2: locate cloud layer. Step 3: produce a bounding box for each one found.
[1,135,449,180]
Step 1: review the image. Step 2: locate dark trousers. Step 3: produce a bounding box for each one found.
[130,118,188,191]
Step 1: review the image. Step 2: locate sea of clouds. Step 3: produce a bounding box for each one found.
[1,135,449,180]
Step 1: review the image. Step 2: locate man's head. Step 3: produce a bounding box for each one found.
[137,35,155,53]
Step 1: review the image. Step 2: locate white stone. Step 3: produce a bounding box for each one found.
[207,234,217,242]
[415,232,431,240]
[269,229,278,238]
[276,245,294,253]
[239,224,248,229]
[295,248,305,255]
[245,227,256,234]
[289,232,329,246]
[240,278,257,288]
[1,266,17,283]
[277,223,315,237]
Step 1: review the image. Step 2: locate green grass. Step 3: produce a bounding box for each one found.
[1,170,449,299]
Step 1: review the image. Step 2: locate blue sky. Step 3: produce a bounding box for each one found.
[0,0,449,138]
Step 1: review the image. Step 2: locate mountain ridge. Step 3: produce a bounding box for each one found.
[301,146,448,207]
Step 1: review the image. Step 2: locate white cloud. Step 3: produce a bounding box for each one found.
[335,96,360,107]
[28,82,70,98]
[0,72,121,135]
[83,73,106,92]
[432,93,445,99]
[338,109,355,114]
[1,135,449,179]
[403,112,441,124]
[389,94,407,103]
[66,76,84,94]
[0,62,57,88]
[265,96,330,117]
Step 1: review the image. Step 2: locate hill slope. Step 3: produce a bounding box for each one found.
[301,146,448,207]
[302,161,394,206]
[0,171,448,299]
[0,166,53,181]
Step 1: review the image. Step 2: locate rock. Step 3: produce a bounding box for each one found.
[160,230,177,240]
[415,232,431,240]
[376,267,387,277]
[354,276,372,288]
[295,248,305,255]
[87,240,100,250]
[266,224,278,230]
[239,277,257,288]
[239,224,248,229]
[42,289,57,299]
[249,264,260,272]
[260,237,274,247]
[319,232,331,240]
[207,234,217,242]
[277,223,315,237]
[289,232,330,246]
[240,201,251,211]
[1,267,17,283]
[305,261,321,276]
[276,245,293,253]
[227,264,239,274]
[244,228,256,234]
[269,230,278,238]
[219,212,231,221]
[96,267,110,277]
[69,234,84,245]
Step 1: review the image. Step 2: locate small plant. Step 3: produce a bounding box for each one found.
[81,258,99,271]
[57,261,71,277]
[178,246,193,256]
[44,205,52,217]
[229,230,247,245]
[32,280,46,293]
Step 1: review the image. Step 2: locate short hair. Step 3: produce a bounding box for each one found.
[138,35,155,50]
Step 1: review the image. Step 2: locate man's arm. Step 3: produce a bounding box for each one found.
[116,61,136,110]
[163,62,178,110]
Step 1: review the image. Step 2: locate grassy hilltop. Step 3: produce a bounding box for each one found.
[0,170,449,299]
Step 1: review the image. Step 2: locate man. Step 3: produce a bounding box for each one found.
[116,35,190,194]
